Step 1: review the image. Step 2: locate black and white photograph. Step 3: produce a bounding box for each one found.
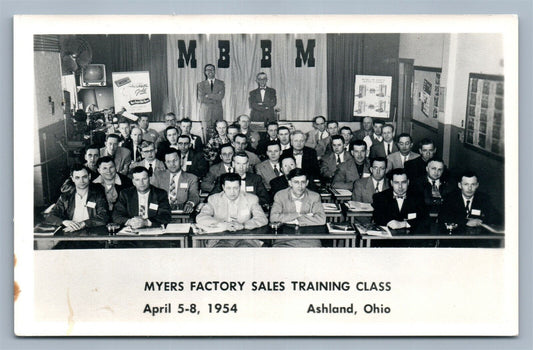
[14,15,518,336]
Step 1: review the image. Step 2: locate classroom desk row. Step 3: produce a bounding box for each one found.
[34,221,504,250]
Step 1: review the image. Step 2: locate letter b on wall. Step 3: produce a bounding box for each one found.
[218,40,230,68]
[261,40,272,68]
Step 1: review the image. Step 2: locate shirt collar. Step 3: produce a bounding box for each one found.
[93,175,122,185]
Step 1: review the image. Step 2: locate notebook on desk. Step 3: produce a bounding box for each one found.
[330,188,353,197]
[322,203,341,212]
[117,226,165,236]
[165,223,191,234]
[354,222,391,237]
[34,223,62,236]
[346,201,374,212]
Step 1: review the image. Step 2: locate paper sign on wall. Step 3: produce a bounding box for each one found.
[112,71,152,113]
[353,75,392,118]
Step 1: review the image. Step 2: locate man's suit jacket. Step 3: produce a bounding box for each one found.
[269,175,318,199]
[249,87,277,123]
[305,129,329,149]
[245,150,261,171]
[352,176,390,204]
[281,147,320,179]
[46,184,109,227]
[100,146,132,175]
[411,176,455,213]
[315,136,332,158]
[372,188,429,232]
[332,158,371,190]
[129,159,166,176]
[151,170,200,206]
[404,156,427,181]
[155,141,176,161]
[386,151,420,172]
[353,129,373,141]
[369,141,398,159]
[201,162,230,193]
[180,150,209,179]
[255,160,280,190]
[241,129,261,151]
[197,79,225,126]
[186,133,204,152]
[320,151,354,179]
[270,189,326,226]
[210,172,270,206]
[112,185,171,226]
[140,128,161,144]
[196,192,268,230]
[438,190,501,231]
[256,137,278,159]
[92,173,133,208]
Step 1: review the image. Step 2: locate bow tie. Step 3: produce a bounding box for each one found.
[394,195,405,199]
[260,88,266,90]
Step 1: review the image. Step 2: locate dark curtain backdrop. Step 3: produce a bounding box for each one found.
[81,34,168,120]
[327,33,400,122]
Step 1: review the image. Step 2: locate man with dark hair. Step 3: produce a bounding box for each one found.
[226,123,240,143]
[249,72,277,124]
[281,130,320,179]
[256,121,279,157]
[151,149,200,213]
[236,114,260,151]
[129,141,165,177]
[372,168,429,232]
[204,120,229,163]
[270,168,326,248]
[117,118,132,148]
[369,123,397,159]
[320,135,354,180]
[93,156,132,210]
[46,164,109,231]
[352,157,389,204]
[439,170,501,231]
[198,64,225,128]
[232,133,261,170]
[156,126,180,161]
[404,138,438,180]
[256,140,282,190]
[316,120,339,158]
[339,126,354,152]
[363,119,385,152]
[277,126,292,152]
[128,127,144,162]
[179,117,203,151]
[353,116,374,141]
[305,116,329,149]
[99,133,132,175]
[332,140,370,190]
[201,143,235,193]
[411,157,454,214]
[112,166,171,228]
[158,112,177,141]
[137,115,160,144]
[210,152,269,207]
[83,144,101,179]
[386,133,420,171]
[174,134,209,179]
[196,172,268,248]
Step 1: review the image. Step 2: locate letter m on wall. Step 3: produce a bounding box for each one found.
[177,40,197,68]
[295,39,316,67]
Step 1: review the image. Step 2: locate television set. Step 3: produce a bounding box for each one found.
[80,64,107,87]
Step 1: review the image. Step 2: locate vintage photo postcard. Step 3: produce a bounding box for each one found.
[14,15,518,336]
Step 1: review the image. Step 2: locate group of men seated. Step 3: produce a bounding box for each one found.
[44,112,502,248]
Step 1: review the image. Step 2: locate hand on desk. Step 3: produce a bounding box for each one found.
[126,216,150,229]
[62,220,86,232]
[183,202,195,214]
[226,221,244,232]
[387,220,411,230]
[466,218,483,227]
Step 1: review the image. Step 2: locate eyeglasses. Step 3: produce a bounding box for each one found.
[177,142,190,145]
[142,149,155,153]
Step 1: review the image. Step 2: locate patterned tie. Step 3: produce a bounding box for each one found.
[465,200,471,217]
[169,174,178,209]
[273,164,280,176]
[139,204,146,218]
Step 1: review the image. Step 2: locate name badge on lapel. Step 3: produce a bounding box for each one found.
[407,213,417,220]
[86,201,96,209]
[186,161,192,166]
[179,183,188,189]
[149,203,159,210]
[245,186,254,192]
[362,173,371,178]
[471,209,481,216]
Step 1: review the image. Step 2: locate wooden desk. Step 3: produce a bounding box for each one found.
[34,225,189,249]
[328,188,352,203]
[171,212,193,223]
[191,224,357,248]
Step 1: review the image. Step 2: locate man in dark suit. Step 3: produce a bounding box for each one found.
[369,123,397,159]
[256,121,279,158]
[92,156,133,210]
[201,143,234,193]
[352,157,389,204]
[332,140,370,190]
[281,130,320,179]
[411,157,454,214]
[179,117,204,152]
[439,170,501,232]
[249,72,277,124]
[197,64,225,129]
[112,166,171,228]
[353,116,374,141]
[372,168,429,233]
[316,120,339,158]
[210,152,270,207]
[175,134,208,179]
[99,134,132,175]
[156,126,179,161]
[270,154,318,198]
[320,135,354,181]
[404,138,438,181]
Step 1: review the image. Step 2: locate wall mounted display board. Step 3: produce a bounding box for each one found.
[352,75,392,118]
[412,66,441,130]
[464,73,504,159]
[112,71,152,113]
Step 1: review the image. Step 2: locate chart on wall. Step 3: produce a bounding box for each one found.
[412,66,441,129]
[352,75,392,118]
[112,71,152,113]
[464,73,504,158]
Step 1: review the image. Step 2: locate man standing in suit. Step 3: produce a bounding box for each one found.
[439,170,501,232]
[196,173,268,248]
[386,133,420,172]
[174,134,209,179]
[404,138,438,181]
[151,149,200,213]
[201,143,234,193]
[129,141,165,177]
[179,117,203,152]
[197,64,225,129]
[256,141,282,191]
[320,135,354,181]
[352,157,389,204]
[305,116,329,149]
[232,133,261,171]
[411,157,454,214]
[92,156,133,211]
[369,123,397,159]
[112,166,171,229]
[332,140,370,190]
[100,134,132,176]
[372,168,429,232]
[354,116,374,141]
[249,72,277,124]
[281,130,320,179]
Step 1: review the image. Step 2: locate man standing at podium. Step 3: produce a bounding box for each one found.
[197,64,225,131]
[249,72,277,125]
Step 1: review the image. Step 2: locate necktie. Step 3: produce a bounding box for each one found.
[136,147,142,161]
[181,155,187,171]
[465,200,471,217]
[210,80,214,92]
[387,143,391,155]
[227,166,233,173]
[336,154,341,165]
[431,180,441,198]
[374,182,380,193]
[273,164,280,176]
[394,195,405,199]
[139,204,146,218]
[169,174,178,208]
[148,163,153,177]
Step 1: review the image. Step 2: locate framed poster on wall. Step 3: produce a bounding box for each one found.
[412,66,441,130]
[352,75,392,119]
[464,73,504,159]
[112,71,152,113]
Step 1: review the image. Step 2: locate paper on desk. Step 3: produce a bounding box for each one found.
[117,226,165,236]
[480,223,505,234]
[195,223,227,234]
[34,223,62,236]
[171,209,184,214]
[322,203,341,212]
[332,188,353,196]
[354,223,392,237]
[347,200,374,211]
[327,222,355,233]
[165,223,191,233]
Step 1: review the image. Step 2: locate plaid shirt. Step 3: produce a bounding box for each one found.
[203,135,230,162]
